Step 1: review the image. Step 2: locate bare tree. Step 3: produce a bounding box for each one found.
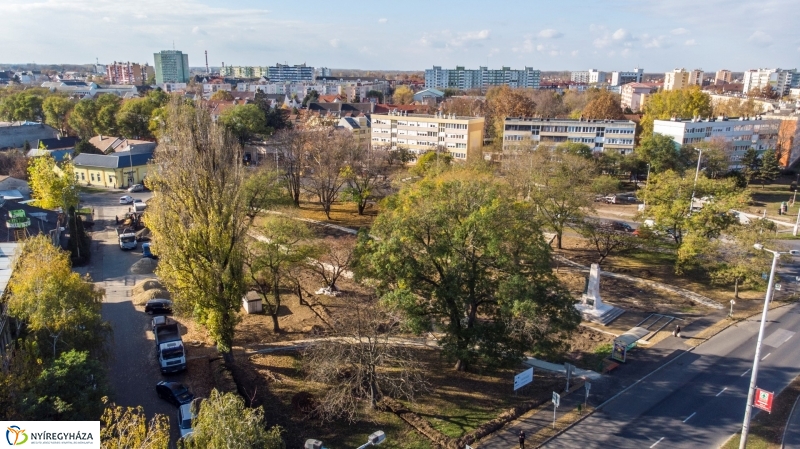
[308,236,354,291]
[276,128,308,207]
[303,306,429,422]
[578,220,639,264]
[343,145,391,215]
[303,130,354,219]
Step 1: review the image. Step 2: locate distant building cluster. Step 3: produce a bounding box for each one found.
[424,66,541,90]
[106,61,154,85]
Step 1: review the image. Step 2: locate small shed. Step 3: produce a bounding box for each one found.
[242,291,263,314]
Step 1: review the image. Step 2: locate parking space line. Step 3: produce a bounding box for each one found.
[650,437,665,447]
[741,369,751,377]
[683,412,696,423]
[716,387,727,397]
[762,353,772,361]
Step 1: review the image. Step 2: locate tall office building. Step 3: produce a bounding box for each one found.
[424,66,541,90]
[609,68,644,87]
[153,50,190,84]
[106,61,154,85]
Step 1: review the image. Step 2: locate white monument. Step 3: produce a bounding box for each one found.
[575,264,624,325]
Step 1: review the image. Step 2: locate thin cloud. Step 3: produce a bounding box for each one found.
[538,29,563,39]
[684,39,697,46]
[329,39,340,48]
[378,18,387,23]
[748,31,773,45]
[671,28,689,35]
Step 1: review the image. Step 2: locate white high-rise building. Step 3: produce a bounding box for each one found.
[571,69,606,84]
[742,68,798,96]
[609,68,643,87]
[664,68,703,91]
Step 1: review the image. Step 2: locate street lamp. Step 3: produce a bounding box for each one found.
[739,244,800,448]
[689,148,702,214]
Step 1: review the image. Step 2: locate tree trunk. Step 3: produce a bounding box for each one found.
[270,313,280,333]
[556,232,563,250]
[734,277,740,299]
[272,271,282,332]
[221,348,235,365]
[357,201,366,215]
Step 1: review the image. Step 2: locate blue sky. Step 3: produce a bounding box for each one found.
[2,0,799,72]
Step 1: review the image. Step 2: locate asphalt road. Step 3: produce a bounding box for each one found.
[79,189,185,443]
[544,301,800,448]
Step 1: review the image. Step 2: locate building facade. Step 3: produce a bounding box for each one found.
[743,68,798,96]
[371,112,485,162]
[715,70,733,85]
[71,149,154,188]
[620,83,657,112]
[610,68,644,87]
[220,66,268,78]
[106,61,154,85]
[653,117,779,169]
[424,66,541,90]
[571,69,606,84]
[266,63,314,82]
[502,117,637,154]
[153,50,190,84]
[664,68,703,91]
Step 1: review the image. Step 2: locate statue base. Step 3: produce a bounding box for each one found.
[575,301,625,326]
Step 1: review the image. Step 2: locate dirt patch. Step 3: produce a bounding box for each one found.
[132,288,171,306]
[132,279,164,296]
[130,258,158,274]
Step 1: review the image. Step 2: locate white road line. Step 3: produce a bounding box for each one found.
[741,369,751,377]
[650,437,665,447]
[683,412,697,423]
[762,353,772,361]
[716,387,727,397]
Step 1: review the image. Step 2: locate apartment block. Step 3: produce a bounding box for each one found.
[715,70,732,85]
[620,83,657,112]
[743,68,798,96]
[502,117,637,154]
[105,61,154,85]
[153,50,190,84]
[424,66,540,91]
[220,66,268,78]
[653,116,779,169]
[371,111,485,162]
[610,68,644,87]
[664,68,703,91]
[266,63,314,82]
[571,69,606,84]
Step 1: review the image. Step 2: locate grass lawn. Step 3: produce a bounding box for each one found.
[722,374,800,449]
[295,197,378,230]
[742,176,799,223]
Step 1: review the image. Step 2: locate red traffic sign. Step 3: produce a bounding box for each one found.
[754,388,774,413]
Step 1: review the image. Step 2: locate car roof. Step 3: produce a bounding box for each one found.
[147,298,171,304]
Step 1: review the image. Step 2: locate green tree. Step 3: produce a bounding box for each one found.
[144,100,280,361]
[740,148,761,186]
[409,150,452,178]
[579,220,639,264]
[709,220,774,298]
[7,235,106,358]
[23,350,107,420]
[355,171,580,370]
[591,174,621,196]
[758,148,780,187]
[74,139,103,155]
[182,390,284,449]
[0,92,44,122]
[219,104,267,145]
[68,98,98,139]
[301,89,320,107]
[100,400,170,449]
[392,85,414,105]
[556,141,593,159]
[365,89,384,103]
[94,94,122,137]
[146,73,156,85]
[580,90,625,120]
[209,90,234,101]
[245,215,317,332]
[27,155,79,210]
[42,96,74,135]
[117,98,155,140]
[640,86,712,137]
[636,133,684,173]
[66,206,91,265]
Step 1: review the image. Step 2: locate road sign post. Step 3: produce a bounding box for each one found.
[753,388,774,413]
[552,392,560,429]
[565,363,573,391]
[585,381,591,408]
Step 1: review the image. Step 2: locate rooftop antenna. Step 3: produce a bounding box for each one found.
[205,50,209,74]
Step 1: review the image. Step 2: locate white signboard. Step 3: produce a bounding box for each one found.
[552,391,561,407]
[514,367,534,391]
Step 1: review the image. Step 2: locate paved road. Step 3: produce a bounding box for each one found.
[78,189,185,443]
[785,395,800,449]
[544,301,800,448]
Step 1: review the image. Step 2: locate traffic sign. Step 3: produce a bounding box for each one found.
[754,388,774,413]
[775,283,782,291]
[585,382,591,395]
[552,392,560,408]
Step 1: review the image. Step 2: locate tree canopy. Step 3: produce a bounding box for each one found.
[392,85,414,105]
[27,155,79,210]
[640,86,712,136]
[580,90,625,120]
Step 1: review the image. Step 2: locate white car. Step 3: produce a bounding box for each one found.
[128,184,145,193]
[178,400,199,439]
[119,195,134,205]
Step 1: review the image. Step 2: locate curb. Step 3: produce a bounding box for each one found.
[536,405,597,448]
[781,389,800,449]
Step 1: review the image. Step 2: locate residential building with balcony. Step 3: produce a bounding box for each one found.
[220,66,269,78]
[571,69,606,84]
[266,63,314,82]
[620,83,658,112]
[424,66,540,90]
[743,68,798,96]
[715,70,732,85]
[502,117,637,155]
[610,68,644,87]
[153,50,190,84]
[106,61,154,85]
[371,111,485,162]
[653,116,779,169]
[664,68,703,91]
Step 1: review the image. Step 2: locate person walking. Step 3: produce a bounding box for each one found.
[519,430,526,449]
[673,325,681,338]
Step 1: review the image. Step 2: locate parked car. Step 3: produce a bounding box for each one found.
[119,195,134,205]
[156,381,194,407]
[128,184,145,193]
[610,221,634,232]
[178,402,196,439]
[144,299,173,315]
[142,242,157,259]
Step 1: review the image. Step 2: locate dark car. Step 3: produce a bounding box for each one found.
[610,221,634,232]
[144,299,173,315]
[156,381,194,407]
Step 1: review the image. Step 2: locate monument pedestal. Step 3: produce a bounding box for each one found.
[575,264,625,325]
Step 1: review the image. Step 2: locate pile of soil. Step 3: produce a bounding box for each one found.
[132,288,171,306]
[132,279,164,296]
[130,258,158,274]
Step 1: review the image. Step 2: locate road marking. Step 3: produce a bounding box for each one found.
[683,412,697,423]
[741,369,751,377]
[762,353,772,361]
[650,437,665,447]
[716,387,727,397]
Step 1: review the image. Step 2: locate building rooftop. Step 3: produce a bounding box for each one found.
[505,117,635,124]
[72,149,154,169]
[374,111,484,121]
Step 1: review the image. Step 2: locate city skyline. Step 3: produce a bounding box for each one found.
[1,0,799,71]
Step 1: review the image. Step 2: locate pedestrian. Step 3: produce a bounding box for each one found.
[115,215,119,225]
[519,430,526,449]
[674,325,681,338]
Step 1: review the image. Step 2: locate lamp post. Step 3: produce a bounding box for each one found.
[689,148,702,214]
[739,244,800,448]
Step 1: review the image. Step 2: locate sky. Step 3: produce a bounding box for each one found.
[2,0,799,72]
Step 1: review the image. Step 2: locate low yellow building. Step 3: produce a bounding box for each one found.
[71,149,154,189]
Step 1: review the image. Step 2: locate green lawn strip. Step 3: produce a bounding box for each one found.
[722,374,800,449]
